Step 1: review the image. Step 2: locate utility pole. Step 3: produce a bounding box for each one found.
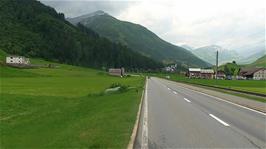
[216,50,219,79]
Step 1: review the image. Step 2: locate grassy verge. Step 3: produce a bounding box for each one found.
[0,57,145,148]
[145,73,266,103]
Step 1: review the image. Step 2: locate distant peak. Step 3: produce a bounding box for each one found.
[91,10,107,16]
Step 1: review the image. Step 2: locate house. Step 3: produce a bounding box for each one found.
[188,68,214,79]
[6,55,30,65]
[108,68,125,77]
[253,68,266,80]
[188,68,201,78]
[200,69,214,79]
[216,70,226,79]
[240,68,266,80]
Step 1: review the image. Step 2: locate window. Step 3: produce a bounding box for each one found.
[10,57,13,59]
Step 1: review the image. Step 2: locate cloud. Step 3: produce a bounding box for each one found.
[40,0,136,18]
[40,0,265,53]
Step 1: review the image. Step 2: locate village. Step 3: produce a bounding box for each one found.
[187,67,266,80]
[5,55,266,80]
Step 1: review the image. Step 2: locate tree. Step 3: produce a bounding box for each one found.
[224,65,231,76]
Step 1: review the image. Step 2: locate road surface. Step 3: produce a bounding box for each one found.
[134,77,266,148]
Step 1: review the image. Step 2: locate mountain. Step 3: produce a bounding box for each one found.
[191,45,240,65]
[181,45,194,51]
[238,50,266,64]
[67,11,210,68]
[0,0,163,70]
[245,55,266,68]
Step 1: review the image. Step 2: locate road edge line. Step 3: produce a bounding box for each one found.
[127,77,147,149]
[141,78,149,149]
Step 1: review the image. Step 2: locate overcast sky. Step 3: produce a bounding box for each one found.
[40,0,265,52]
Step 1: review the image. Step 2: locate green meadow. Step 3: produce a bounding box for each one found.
[0,52,145,148]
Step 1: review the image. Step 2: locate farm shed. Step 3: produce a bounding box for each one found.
[188,68,201,78]
[108,68,125,77]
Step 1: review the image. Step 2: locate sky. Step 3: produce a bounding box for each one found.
[40,0,265,53]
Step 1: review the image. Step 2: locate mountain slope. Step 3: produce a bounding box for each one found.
[238,50,266,64]
[68,11,210,67]
[191,45,240,65]
[0,0,162,70]
[245,55,266,68]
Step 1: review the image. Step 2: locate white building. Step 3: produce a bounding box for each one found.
[253,68,266,80]
[6,56,30,65]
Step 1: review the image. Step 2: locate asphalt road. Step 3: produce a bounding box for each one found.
[134,77,266,148]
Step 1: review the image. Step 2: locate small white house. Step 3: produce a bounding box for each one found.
[6,55,30,65]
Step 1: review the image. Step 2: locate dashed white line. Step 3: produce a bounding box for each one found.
[209,114,230,126]
[167,87,171,90]
[141,80,149,149]
[184,98,191,103]
[173,91,178,94]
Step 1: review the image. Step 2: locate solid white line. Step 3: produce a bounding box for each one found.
[196,90,266,116]
[173,91,177,94]
[209,114,230,126]
[184,98,191,103]
[141,80,148,149]
[173,83,266,116]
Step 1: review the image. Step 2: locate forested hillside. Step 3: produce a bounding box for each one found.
[0,0,163,70]
[68,11,210,67]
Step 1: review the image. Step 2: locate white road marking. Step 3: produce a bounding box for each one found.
[184,98,191,103]
[141,80,148,149]
[167,87,171,90]
[170,82,266,116]
[173,91,177,94]
[209,114,230,126]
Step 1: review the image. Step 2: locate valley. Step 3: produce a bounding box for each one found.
[0,0,265,148]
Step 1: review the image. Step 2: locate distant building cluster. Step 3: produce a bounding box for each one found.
[188,67,266,80]
[164,64,178,72]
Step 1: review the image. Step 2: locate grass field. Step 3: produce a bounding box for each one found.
[0,54,145,148]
